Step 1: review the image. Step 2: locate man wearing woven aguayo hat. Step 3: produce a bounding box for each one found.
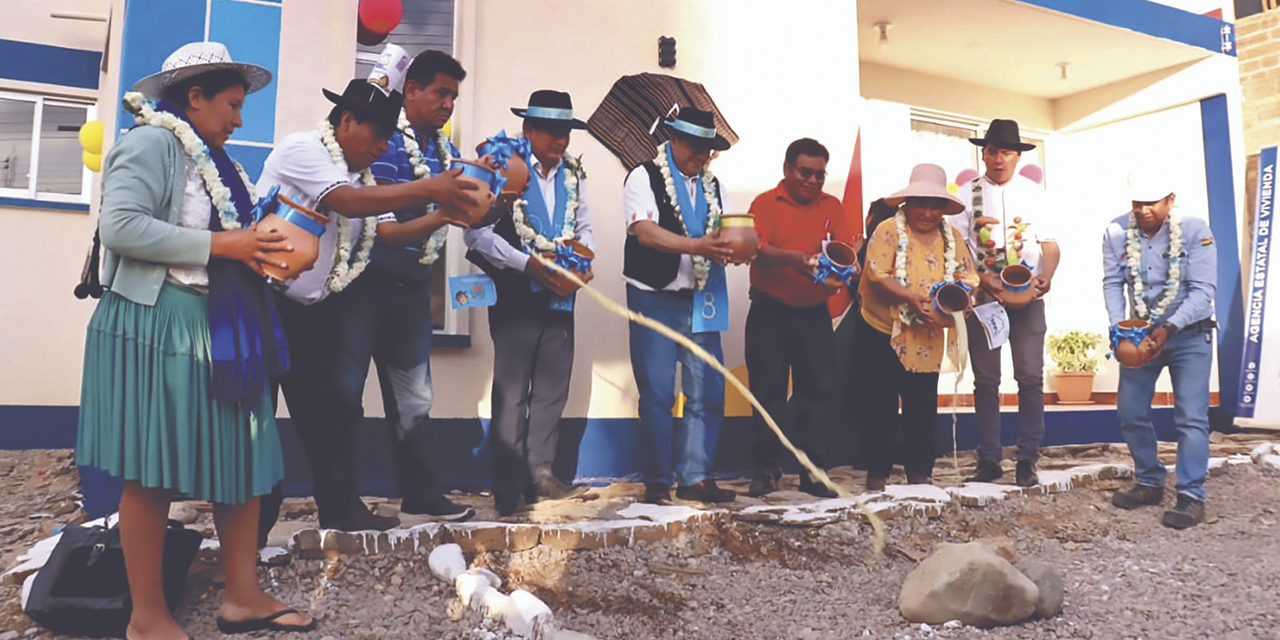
[948,118,1060,488]
[464,89,595,516]
[622,107,740,505]
[255,51,484,541]
[1102,168,1217,530]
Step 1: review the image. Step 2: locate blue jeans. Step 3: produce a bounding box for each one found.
[1117,326,1213,501]
[627,285,725,486]
[333,269,439,503]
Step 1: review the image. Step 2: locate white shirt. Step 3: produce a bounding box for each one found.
[622,164,733,291]
[255,130,364,305]
[463,155,595,271]
[948,173,1056,278]
[166,158,214,289]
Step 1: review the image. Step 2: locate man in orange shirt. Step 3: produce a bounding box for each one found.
[746,138,857,497]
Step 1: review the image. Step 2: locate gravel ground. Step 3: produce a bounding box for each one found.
[2,450,1279,639]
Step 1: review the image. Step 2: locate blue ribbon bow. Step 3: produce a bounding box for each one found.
[251,184,281,223]
[812,252,858,287]
[553,242,593,274]
[1108,321,1150,358]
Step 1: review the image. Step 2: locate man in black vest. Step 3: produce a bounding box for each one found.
[623,108,737,504]
[464,90,593,516]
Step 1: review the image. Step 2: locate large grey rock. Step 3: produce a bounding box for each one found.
[167,501,200,525]
[899,541,1040,627]
[1016,559,1065,618]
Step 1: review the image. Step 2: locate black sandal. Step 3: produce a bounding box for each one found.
[216,608,317,634]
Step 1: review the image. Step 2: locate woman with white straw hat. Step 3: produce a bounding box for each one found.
[76,42,314,638]
[853,163,979,492]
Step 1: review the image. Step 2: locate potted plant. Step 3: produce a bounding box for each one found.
[1046,330,1105,404]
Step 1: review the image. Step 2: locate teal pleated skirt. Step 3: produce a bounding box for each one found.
[77,283,284,504]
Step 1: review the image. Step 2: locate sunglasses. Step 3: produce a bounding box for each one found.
[793,167,827,180]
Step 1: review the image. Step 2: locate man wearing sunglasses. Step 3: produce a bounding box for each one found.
[744,138,858,497]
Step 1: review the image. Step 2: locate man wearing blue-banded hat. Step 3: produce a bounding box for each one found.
[623,107,737,504]
[1102,168,1217,529]
[464,89,594,516]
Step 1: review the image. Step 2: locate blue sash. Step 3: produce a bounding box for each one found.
[667,144,729,333]
[523,162,576,310]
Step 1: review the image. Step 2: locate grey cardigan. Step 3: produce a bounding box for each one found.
[99,125,211,306]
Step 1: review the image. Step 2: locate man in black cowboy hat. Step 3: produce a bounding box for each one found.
[464,89,594,516]
[948,118,1060,487]
[332,48,478,527]
[623,107,738,504]
[255,76,483,542]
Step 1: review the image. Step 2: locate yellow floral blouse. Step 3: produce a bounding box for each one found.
[858,216,979,373]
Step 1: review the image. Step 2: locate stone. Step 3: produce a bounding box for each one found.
[445,523,540,553]
[428,543,466,582]
[168,501,200,525]
[1016,559,1065,619]
[0,630,19,640]
[279,498,317,520]
[502,588,555,637]
[899,541,1039,627]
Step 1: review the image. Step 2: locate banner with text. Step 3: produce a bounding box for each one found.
[1238,146,1277,420]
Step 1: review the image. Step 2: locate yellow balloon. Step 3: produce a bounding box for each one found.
[946,182,960,194]
[79,120,104,155]
[441,119,452,142]
[83,150,102,173]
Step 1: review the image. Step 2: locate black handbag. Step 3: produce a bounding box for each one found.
[24,519,204,637]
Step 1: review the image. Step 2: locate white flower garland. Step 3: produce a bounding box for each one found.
[122,92,255,230]
[398,112,451,265]
[894,210,957,325]
[319,119,378,292]
[511,150,584,253]
[1127,211,1182,321]
[653,141,721,290]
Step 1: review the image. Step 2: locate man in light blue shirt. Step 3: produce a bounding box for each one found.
[1101,169,1217,529]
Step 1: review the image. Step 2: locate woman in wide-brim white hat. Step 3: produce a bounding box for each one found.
[852,163,978,492]
[78,41,316,639]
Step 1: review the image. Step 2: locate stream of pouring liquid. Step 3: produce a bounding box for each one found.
[531,253,888,554]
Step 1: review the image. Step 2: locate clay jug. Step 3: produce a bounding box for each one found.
[1114,319,1152,369]
[999,264,1036,308]
[816,241,858,287]
[718,214,760,265]
[257,194,328,281]
[501,153,530,196]
[933,282,972,315]
[442,159,500,228]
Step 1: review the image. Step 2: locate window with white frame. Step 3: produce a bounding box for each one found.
[0,91,95,205]
[910,111,1046,188]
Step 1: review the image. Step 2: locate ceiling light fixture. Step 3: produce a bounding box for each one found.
[1057,62,1069,83]
[875,21,891,47]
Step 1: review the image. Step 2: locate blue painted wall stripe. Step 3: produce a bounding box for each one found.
[1200,95,1245,426]
[1018,0,1236,57]
[2,404,1166,518]
[0,39,101,90]
[0,197,90,212]
[225,142,271,184]
[209,0,281,144]
[117,0,205,131]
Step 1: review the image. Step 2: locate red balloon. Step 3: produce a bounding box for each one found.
[359,0,403,35]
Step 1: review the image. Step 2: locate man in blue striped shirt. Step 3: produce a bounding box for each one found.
[333,49,475,522]
[1101,169,1217,529]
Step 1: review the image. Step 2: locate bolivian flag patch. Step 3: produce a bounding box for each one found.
[1200,236,1214,247]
